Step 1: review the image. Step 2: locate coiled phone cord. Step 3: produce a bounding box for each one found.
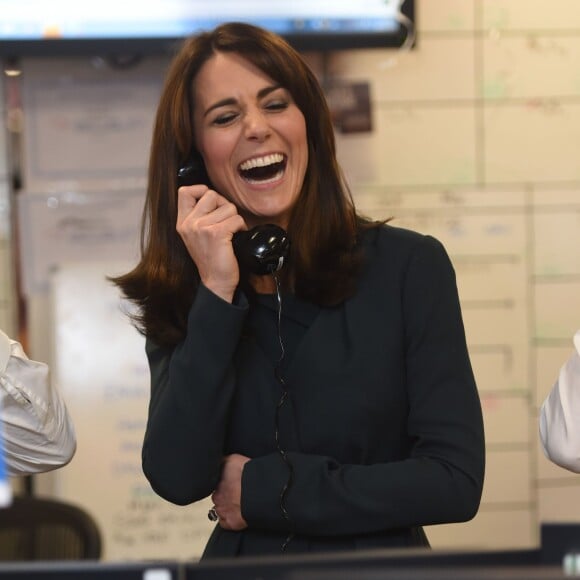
[272,272,295,551]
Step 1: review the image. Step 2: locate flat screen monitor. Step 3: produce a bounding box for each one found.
[0,0,415,57]
[0,561,180,580]
[182,548,541,580]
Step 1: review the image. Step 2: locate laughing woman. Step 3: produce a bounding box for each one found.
[112,22,485,559]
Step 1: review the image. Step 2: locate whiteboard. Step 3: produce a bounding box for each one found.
[49,261,214,561]
[20,57,166,193]
[18,190,144,295]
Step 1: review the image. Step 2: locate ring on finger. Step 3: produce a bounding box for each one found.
[208,506,219,522]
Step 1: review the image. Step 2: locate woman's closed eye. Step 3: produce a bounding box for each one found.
[264,99,289,112]
[213,111,238,126]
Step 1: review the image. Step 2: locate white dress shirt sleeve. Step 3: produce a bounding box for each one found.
[0,329,76,476]
[539,329,580,473]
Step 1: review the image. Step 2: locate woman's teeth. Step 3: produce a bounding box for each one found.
[239,153,284,171]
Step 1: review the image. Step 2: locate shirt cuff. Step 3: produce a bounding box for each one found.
[0,329,13,375]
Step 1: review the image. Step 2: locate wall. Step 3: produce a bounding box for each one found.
[0,72,15,336]
[1,0,580,559]
[326,0,580,549]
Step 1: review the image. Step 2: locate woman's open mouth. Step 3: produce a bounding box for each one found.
[238,153,286,184]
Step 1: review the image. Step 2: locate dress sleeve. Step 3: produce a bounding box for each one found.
[539,330,580,473]
[241,235,485,536]
[0,329,76,476]
[142,284,248,505]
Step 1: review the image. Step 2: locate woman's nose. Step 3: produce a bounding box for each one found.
[243,109,271,141]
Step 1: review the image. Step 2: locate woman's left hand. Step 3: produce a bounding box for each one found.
[211,453,250,530]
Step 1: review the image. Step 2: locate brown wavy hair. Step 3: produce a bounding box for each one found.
[111,22,376,347]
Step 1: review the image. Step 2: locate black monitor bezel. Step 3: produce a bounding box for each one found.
[0,3,415,58]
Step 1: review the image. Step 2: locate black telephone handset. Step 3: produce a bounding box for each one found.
[177,159,290,275]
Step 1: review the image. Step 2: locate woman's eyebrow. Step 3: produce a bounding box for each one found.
[203,97,236,117]
[203,85,283,117]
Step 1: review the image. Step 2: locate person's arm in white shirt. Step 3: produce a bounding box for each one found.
[540,329,580,473]
[0,329,76,476]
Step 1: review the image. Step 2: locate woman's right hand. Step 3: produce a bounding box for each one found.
[176,184,246,303]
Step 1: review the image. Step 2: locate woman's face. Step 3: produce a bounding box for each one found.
[193,51,308,229]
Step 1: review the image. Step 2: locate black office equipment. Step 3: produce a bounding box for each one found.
[0,526,576,579]
[541,522,580,565]
[183,546,542,580]
[0,495,102,561]
[0,561,180,579]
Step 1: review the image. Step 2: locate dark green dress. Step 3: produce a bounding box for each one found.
[142,225,485,558]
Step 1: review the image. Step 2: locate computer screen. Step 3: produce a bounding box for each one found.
[0,0,415,56]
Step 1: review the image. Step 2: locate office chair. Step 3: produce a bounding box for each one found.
[0,495,102,561]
